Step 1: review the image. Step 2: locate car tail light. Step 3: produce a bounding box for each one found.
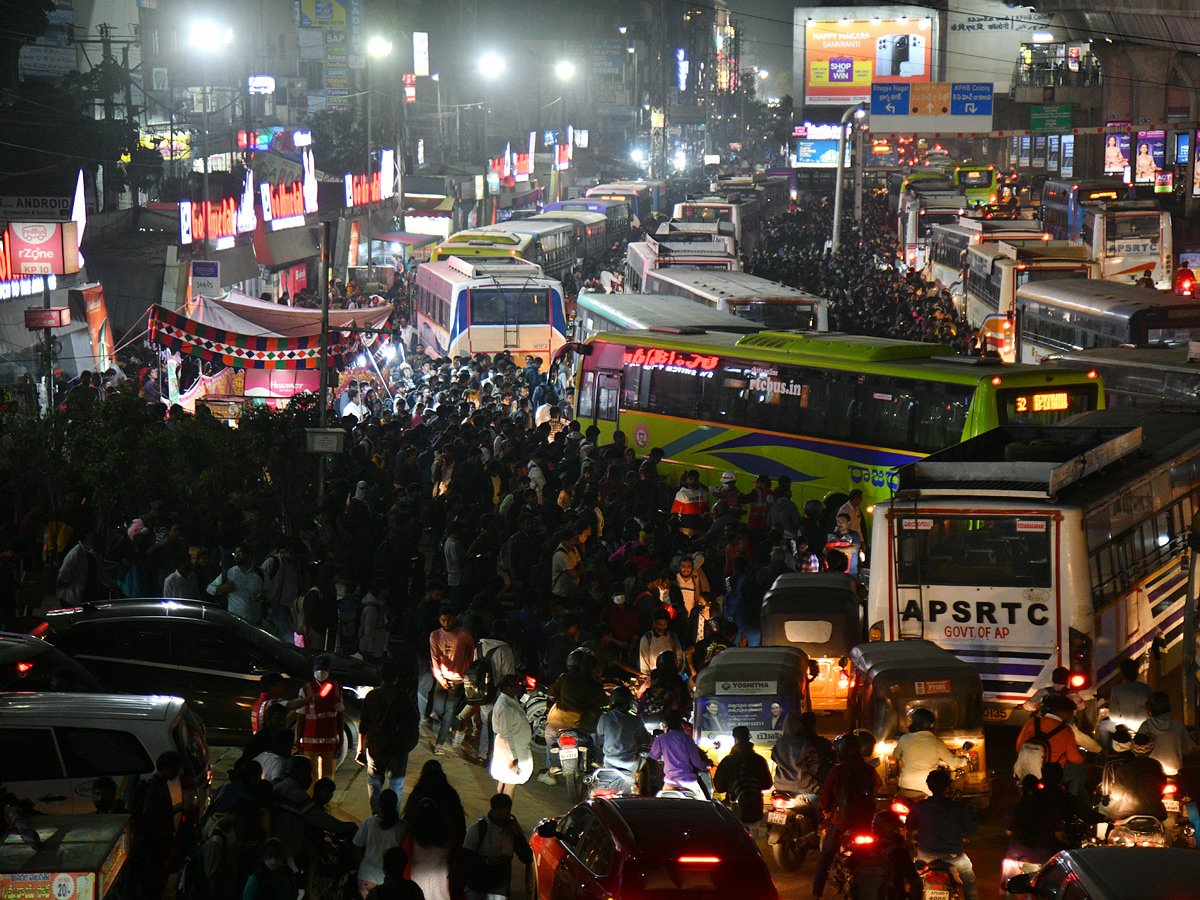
[16,661,33,674]
[678,856,720,866]
[852,835,875,846]
[558,734,578,748]
[923,868,953,888]
[29,622,50,636]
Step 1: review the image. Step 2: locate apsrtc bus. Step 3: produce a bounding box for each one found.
[926,218,1048,303]
[1041,345,1200,409]
[573,292,762,343]
[624,233,739,294]
[642,268,828,331]
[543,198,631,244]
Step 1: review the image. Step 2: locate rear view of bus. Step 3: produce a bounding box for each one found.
[867,410,1200,721]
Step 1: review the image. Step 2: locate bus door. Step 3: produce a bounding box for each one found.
[578,366,621,427]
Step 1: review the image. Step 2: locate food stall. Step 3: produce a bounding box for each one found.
[0,816,129,900]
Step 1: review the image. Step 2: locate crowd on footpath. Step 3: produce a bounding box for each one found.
[744,195,976,354]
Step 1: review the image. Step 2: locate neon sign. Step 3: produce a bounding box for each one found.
[344,149,396,208]
[181,171,257,245]
[261,149,319,229]
[622,347,720,374]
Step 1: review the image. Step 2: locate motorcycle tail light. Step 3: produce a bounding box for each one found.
[594,789,618,799]
[890,800,909,818]
[558,734,578,748]
[524,675,538,690]
[772,797,790,811]
[852,835,875,846]
[1164,783,1178,796]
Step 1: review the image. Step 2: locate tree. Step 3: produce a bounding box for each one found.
[0,1,53,93]
[307,109,366,176]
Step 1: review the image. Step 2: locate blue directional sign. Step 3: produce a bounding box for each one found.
[950,83,993,117]
[871,83,909,117]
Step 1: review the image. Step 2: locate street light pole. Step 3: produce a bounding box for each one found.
[831,102,866,254]
[189,21,233,262]
[478,53,506,228]
[365,37,393,275]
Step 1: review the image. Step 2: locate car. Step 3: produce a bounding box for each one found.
[0,692,209,823]
[1005,847,1200,899]
[32,599,381,757]
[0,631,107,693]
[528,797,778,900]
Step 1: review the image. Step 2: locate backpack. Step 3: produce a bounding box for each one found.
[1014,715,1070,780]
[463,644,500,705]
[176,829,226,900]
[261,553,283,605]
[837,762,877,828]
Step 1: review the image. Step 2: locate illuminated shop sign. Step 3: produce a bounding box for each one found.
[622,347,720,374]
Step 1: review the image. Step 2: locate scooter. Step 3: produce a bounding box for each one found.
[554,729,595,802]
[765,791,819,872]
[915,858,968,900]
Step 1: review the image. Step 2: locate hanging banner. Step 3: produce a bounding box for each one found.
[148,305,351,369]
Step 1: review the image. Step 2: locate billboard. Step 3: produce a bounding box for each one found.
[804,14,932,104]
[1134,130,1165,184]
[795,140,851,168]
[1103,133,1130,175]
[943,0,1052,95]
[6,221,79,275]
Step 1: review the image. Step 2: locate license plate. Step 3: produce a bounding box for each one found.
[925,891,950,900]
[768,811,788,825]
[1165,798,1180,813]
[558,747,579,761]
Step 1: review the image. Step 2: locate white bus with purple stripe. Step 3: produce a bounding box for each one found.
[867,409,1200,721]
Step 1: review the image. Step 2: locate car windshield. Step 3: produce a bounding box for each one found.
[0,642,106,692]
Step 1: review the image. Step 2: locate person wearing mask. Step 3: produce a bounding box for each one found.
[595,685,651,778]
[649,710,710,799]
[713,726,773,829]
[242,838,298,900]
[906,769,978,900]
[1098,658,1151,751]
[294,653,344,784]
[354,790,409,899]
[1137,691,1196,777]
[359,662,419,814]
[638,609,683,675]
[893,708,959,797]
[539,649,608,785]
[490,674,534,796]
[771,714,820,800]
[461,794,532,900]
[813,733,880,899]
[429,607,476,755]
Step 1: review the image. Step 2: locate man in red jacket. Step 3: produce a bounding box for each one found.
[295,653,343,785]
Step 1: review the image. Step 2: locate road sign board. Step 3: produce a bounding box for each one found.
[1031,105,1072,132]
[910,82,951,116]
[191,260,221,298]
[871,83,909,117]
[950,83,993,116]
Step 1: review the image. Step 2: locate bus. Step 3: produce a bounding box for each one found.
[964,240,1096,358]
[899,192,965,269]
[954,165,999,206]
[672,195,762,254]
[477,220,575,282]
[714,173,791,217]
[887,169,955,215]
[642,268,829,331]
[586,183,652,224]
[543,198,631,244]
[573,292,762,343]
[927,218,1048,302]
[573,329,1102,510]
[413,257,567,362]
[431,229,534,265]
[1041,345,1200,409]
[1013,279,1200,364]
[867,410,1200,718]
[624,234,739,294]
[1040,180,1172,287]
[529,211,608,264]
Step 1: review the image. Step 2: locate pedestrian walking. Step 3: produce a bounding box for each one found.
[354,790,409,899]
[359,661,420,813]
[489,674,534,796]
[461,794,532,900]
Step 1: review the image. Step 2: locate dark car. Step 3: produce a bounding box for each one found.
[0,631,108,693]
[529,798,778,900]
[1005,847,1200,900]
[32,600,381,757]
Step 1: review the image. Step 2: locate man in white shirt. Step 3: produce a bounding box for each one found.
[1098,658,1152,750]
[837,489,864,538]
[163,556,200,601]
[894,708,960,796]
[342,388,366,424]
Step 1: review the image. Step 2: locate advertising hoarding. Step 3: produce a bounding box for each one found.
[795,140,851,167]
[804,15,932,104]
[1103,133,1130,175]
[1060,134,1074,177]
[943,0,1052,95]
[6,221,79,275]
[1134,130,1165,184]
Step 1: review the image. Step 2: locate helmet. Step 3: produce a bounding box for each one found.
[834,733,863,760]
[609,685,633,709]
[1132,732,1156,755]
[872,810,903,838]
[854,729,877,759]
[656,650,678,672]
[721,471,737,483]
[908,708,936,732]
[1110,725,1133,753]
[566,647,597,672]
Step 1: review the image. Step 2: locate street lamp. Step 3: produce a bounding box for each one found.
[831,102,867,253]
[617,25,628,34]
[554,60,574,199]
[365,36,393,271]
[478,53,506,225]
[188,20,232,261]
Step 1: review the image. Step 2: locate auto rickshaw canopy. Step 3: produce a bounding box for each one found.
[761,572,862,658]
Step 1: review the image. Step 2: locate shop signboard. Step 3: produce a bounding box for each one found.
[805,14,933,104]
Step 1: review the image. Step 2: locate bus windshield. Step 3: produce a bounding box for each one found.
[680,205,732,223]
[896,515,1051,587]
[736,302,818,330]
[1105,214,1161,243]
[995,384,1097,425]
[468,288,552,325]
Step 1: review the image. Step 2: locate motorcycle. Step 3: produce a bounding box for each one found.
[554,729,595,802]
[915,858,967,900]
[766,791,819,872]
[520,674,551,746]
[825,828,881,900]
[1095,814,1170,847]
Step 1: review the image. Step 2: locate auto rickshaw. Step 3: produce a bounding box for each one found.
[848,640,991,807]
[761,572,863,712]
[692,646,814,764]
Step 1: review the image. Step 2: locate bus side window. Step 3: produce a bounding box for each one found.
[597,374,620,421]
[578,371,597,419]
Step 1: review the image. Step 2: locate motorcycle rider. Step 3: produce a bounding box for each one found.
[595,685,651,779]
[638,609,684,675]
[1137,691,1196,777]
[638,650,690,730]
[1097,727,1167,823]
[812,733,881,900]
[894,708,959,797]
[649,709,710,799]
[905,768,978,900]
[844,810,922,900]
[538,648,607,786]
[771,713,820,802]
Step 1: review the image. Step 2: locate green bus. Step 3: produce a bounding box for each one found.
[574,329,1103,510]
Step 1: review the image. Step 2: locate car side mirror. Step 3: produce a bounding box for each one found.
[536,821,559,839]
[1004,875,1033,894]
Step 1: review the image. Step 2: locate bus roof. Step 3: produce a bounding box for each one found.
[481,220,573,239]
[643,269,823,303]
[576,293,762,334]
[1045,345,1200,372]
[532,211,607,227]
[955,217,1047,235]
[545,198,629,213]
[1014,280,1200,320]
[442,230,527,247]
